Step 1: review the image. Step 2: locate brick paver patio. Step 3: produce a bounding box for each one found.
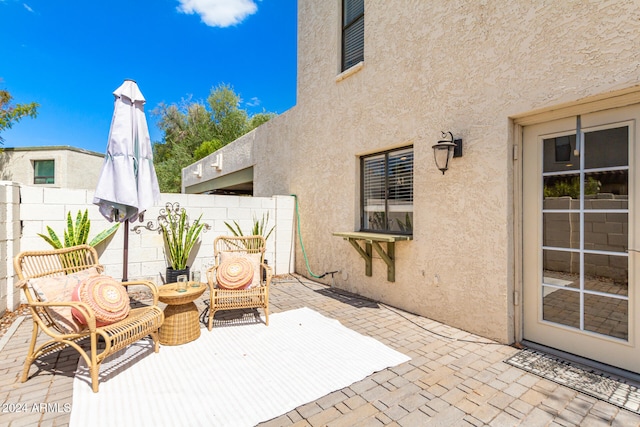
[1,274,639,426]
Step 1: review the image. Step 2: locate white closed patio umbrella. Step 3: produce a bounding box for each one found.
[93,79,160,280]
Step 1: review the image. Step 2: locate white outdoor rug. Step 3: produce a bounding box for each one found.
[70,307,410,427]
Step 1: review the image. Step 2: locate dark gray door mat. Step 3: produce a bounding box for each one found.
[505,348,640,414]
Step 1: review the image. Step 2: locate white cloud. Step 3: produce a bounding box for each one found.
[177,0,258,28]
[23,3,34,12]
[246,97,260,107]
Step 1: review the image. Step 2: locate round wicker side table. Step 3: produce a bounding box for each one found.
[158,282,206,345]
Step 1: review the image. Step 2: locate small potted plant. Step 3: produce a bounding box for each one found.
[224,212,275,279]
[38,209,120,249]
[160,203,208,283]
[38,209,121,268]
[224,212,274,241]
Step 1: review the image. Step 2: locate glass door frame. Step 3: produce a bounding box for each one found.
[517,102,640,375]
[539,121,631,341]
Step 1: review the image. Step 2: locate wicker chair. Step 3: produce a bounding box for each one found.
[13,245,164,393]
[205,235,272,330]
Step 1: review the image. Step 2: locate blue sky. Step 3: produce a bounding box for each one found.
[0,0,297,153]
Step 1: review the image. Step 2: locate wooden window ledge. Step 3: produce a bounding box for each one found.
[332,232,412,282]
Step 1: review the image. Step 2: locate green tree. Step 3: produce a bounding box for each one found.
[249,111,277,130]
[544,176,600,198]
[154,143,193,193]
[0,89,39,144]
[208,84,248,144]
[152,84,275,193]
[193,138,222,161]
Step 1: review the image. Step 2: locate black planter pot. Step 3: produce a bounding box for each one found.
[166,267,190,284]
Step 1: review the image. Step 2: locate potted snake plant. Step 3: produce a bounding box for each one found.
[224,212,275,279]
[38,209,120,249]
[160,203,207,283]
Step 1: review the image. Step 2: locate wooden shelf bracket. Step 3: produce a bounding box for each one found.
[332,231,412,282]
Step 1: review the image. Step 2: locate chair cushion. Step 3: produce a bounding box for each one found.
[218,252,262,289]
[217,256,255,290]
[71,275,131,326]
[28,267,100,334]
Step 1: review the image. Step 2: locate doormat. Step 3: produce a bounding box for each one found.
[505,349,640,414]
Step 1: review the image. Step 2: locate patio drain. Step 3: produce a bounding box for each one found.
[505,349,640,414]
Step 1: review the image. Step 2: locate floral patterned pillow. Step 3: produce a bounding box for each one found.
[218,252,262,289]
[29,267,100,334]
[217,256,255,290]
[71,275,130,326]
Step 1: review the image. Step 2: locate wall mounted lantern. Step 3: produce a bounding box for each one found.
[432,131,463,174]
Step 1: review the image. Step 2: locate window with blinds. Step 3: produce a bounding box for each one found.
[361,147,413,234]
[342,0,364,71]
[34,159,55,184]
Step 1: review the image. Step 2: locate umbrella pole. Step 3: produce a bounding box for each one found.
[123,219,129,282]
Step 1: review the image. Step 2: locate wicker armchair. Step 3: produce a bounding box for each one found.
[13,245,164,393]
[205,235,272,330]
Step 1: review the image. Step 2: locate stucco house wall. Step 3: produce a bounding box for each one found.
[0,146,105,190]
[183,0,640,344]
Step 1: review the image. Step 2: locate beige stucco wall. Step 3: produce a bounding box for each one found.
[184,0,640,344]
[0,147,104,190]
[183,115,295,196]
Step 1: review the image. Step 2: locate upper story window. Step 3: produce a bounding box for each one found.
[34,159,55,184]
[361,146,413,235]
[342,0,364,71]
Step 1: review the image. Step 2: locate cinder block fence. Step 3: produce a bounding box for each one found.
[0,181,296,314]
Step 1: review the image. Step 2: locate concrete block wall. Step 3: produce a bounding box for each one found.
[0,182,21,315]
[2,182,295,312]
[543,195,628,282]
